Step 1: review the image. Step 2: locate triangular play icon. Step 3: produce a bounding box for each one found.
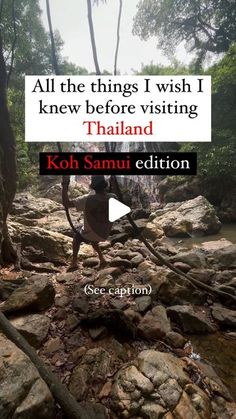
[108,198,131,222]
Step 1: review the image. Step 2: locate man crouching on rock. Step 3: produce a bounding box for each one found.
[62,175,116,271]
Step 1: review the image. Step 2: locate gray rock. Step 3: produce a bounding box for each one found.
[0,278,25,301]
[110,338,127,361]
[55,295,70,307]
[213,245,236,268]
[211,304,236,327]
[110,299,129,310]
[167,305,217,333]
[43,182,88,204]
[131,254,145,267]
[115,249,138,260]
[0,275,55,314]
[89,326,107,340]
[73,297,89,314]
[135,296,152,313]
[69,348,111,401]
[8,222,71,264]
[111,347,236,418]
[110,257,132,268]
[185,383,212,419]
[189,269,215,285]
[140,403,166,418]
[65,314,80,331]
[97,266,121,279]
[173,261,191,272]
[56,272,75,283]
[83,257,99,268]
[158,378,182,408]
[137,350,190,387]
[138,305,171,340]
[77,402,106,419]
[149,196,221,237]
[213,270,236,285]
[158,272,207,305]
[195,239,236,270]
[44,337,64,354]
[11,192,62,217]
[0,333,54,418]
[10,314,50,348]
[172,391,201,418]
[170,249,207,268]
[165,331,187,348]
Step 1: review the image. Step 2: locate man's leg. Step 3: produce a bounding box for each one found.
[67,233,83,271]
[92,242,107,268]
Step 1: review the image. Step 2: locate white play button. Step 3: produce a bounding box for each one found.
[109,198,131,222]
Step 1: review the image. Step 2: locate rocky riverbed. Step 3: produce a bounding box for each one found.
[0,187,236,418]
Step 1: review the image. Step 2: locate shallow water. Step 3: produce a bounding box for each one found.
[181,225,236,401]
[171,223,236,247]
[190,333,236,401]
[170,225,236,401]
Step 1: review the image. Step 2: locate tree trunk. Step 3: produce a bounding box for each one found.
[87,0,101,75]
[114,0,122,75]
[0,32,17,264]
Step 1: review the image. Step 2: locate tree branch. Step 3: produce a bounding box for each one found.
[46,0,60,75]
[87,0,101,75]
[114,0,122,75]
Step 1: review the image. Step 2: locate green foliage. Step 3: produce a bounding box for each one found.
[1,0,89,190]
[138,62,190,76]
[181,131,236,178]
[210,44,236,132]
[1,0,52,82]
[181,44,236,179]
[133,0,236,58]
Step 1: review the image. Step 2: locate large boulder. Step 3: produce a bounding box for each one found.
[158,271,207,305]
[142,219,164,241]
[212,244,236,269]
[69,347,111,401]
[195,239,236,269]
[10,314,50,348]
[158,176,202,204]
[149,196,221,237]
[31,210,74,237]
[42,182,88,203]
[8,221,71,264]
[0,278,25,301]
[167,305,217,333]
[169,249,207,269]
[0,275,55,314]
[111,349,236,418]
[158,176,236,223]
[211,304,236,328]
[137,305,171,339]
[11,193,62,218]
[0,333,54,418]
